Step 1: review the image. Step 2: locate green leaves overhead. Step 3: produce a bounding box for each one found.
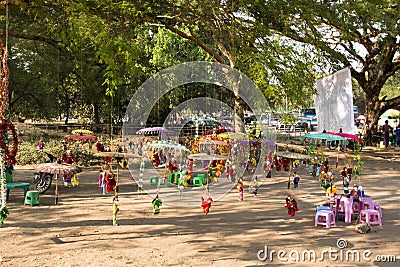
[1,0,399,127]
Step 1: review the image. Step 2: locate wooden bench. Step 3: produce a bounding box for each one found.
[6,182,31,201]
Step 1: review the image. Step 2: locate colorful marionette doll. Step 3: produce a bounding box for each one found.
[153,153,160,167]
[187,158,194,172]
[323,158,329,173]
[346,164,353,181]
[263,159,272,179]
[201,195,213,215]
[326,171,334,186]
[112,195,120,225]
[285,194,299,217]
[249,176,260,196]
[105,168,116,193]
[98,170,104,189]
[281,157,289,172]
[319,171,327,188]
[237,178,244,201]
[350,184,361,203]
[62,150,76,186]
[152,194,163,215]
[274,154,281,172]
[326,185,337,206]
[225,159,231,181]
[340,167,347,181]
[293,172,300,189]
[342,172,351,196]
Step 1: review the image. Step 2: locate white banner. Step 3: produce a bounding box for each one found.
[314,67,356,134]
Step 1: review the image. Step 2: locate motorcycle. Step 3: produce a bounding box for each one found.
[33,153,58,194]
[328,138,363,151]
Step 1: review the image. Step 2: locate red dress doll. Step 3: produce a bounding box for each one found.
[237,179,244,201]
[105,169,116,193]
[285,194,299,217]
[201,196,213,215]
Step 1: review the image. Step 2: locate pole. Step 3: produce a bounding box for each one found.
[55,174,59,205]
[0,152,6,209]
[287,159,293,192]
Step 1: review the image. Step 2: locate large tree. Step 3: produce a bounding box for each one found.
[250,0,400,135]
[1,1,317,128]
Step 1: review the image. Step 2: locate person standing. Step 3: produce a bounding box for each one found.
[396,124,400,147]
[38,140,44,152]
[382,120,393,148]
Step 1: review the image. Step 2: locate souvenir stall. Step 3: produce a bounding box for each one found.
[33,163,82,205]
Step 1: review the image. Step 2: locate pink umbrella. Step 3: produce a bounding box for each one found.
[326,132,362,144]
[64,134,97,142]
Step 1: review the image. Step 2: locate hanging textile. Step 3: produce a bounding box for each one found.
[315,68,357,134]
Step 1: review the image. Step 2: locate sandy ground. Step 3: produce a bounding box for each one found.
[0,145,399,267]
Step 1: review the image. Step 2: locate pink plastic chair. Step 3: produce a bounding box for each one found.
[361,196,373,210]
[372,202,382,218]
[315,210,336,228]
[359,209,382,226]
[342,197,353,224]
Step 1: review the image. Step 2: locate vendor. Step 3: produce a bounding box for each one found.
[62,150,76,186]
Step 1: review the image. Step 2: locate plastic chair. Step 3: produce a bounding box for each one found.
[192,176,203,187]
[149,176,159,185]
[24,191,40,206]
[372,202,382,218]
[315,210,336,228]
[157,178,170,188]
[6,182,30,201]
[316,206,331,212]
[359,209,382,226]
[361,196,373,210]
[172,172,181,184]
[196,174,206,184]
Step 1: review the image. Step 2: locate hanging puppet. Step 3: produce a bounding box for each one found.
[61,150,76,186]
[105,168,116,193]
[249,176,260,196]
[152,194,163,215]
[237,178,244,201]
[112,195,120,225]
[293,172,300,189]
[285,194,299,217]
[201,195,213,215]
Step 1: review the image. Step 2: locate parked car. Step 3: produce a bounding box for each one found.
[300,107,318,131]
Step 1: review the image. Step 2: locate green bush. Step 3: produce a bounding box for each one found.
[16,139,95,166]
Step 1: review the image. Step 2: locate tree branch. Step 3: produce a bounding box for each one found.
[0,30,104,67]
[163,24,226,64]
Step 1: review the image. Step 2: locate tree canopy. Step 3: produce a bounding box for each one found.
[0,0,399,134]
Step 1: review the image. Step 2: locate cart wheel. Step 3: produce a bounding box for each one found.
[34,173,53,194]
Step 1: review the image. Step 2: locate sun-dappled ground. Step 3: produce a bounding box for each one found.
[0,145,399,266]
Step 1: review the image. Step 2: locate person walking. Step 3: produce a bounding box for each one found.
[396,123,400,147]
[382,120,393,148]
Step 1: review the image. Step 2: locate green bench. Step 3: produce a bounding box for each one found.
[6,182,31,201]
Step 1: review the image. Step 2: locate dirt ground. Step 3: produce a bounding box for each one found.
[0,145,399,267]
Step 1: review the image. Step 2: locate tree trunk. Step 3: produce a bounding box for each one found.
[93,102,100,124]
[363,94,382,146]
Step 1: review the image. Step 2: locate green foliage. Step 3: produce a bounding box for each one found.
[4,0,399,127]
[280,113,296,125]
[16,139,95,166]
